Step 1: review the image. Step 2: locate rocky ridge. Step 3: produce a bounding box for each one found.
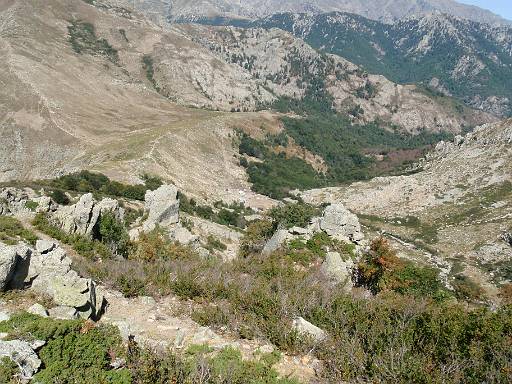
[110,0,511,26]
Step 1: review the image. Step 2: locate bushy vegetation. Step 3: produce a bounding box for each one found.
[0,313,130,383]
[0,215,38,245]
[180,193,253,229]
[48,171,162,201]
[268,202,319,229]
[32,212,123,261]
[59,214,512,383]
[355,238,448,299]
[68,21,119,64]
[0,313,293,384]
[237,117,451,199]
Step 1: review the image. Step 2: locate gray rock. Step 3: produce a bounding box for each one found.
[320,252,354,289]
[171,225,199,245]
[28,244,105,320]
[35,239,56,254]
[27,303,48,318]
[142,185,179,232]
[48,306,78,320]
[262,229,290,255]
[10,243,32,290]
[0,339,41,379]
[52,194,124,238]
[288,226,311,236]
[0,244,17,290]
[292,317,326,342]
[28,340,46,350]
[320,204,364,243]
[36,195,54,213]
[174,329,186,349]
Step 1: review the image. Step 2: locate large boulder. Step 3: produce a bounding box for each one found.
[0,244,17,291]
[320,204,364,243]
[0,340,42,379]
[142,185,180,232]
[0,243,32,291]
[320,252,354,289]
[53,194,124,237]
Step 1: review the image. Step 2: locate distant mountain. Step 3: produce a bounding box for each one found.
[110,0,511,25]
[226,12,512,117]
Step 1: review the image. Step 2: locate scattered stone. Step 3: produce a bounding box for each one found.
[27,303,48,318]
[138,296,156,307]
[142,185,180,232]
[48,305,79,320]
[320,204,364,243]
[292,317,326,342]
[0,340,41,379]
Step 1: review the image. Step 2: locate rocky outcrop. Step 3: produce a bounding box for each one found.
[0,339,42,380]
[292,317,326,342]
[0,243,31,291]
[142,185,180,233]
[320,204,364,243]
[1,240,106,320]
[28,240,105,320]
[52,194,124,238]
[0,188,48,217]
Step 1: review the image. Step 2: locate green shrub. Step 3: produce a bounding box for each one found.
[68,21,119,64]
[206,235,227,252]
[355,238,447,298]
[452,274,485,301]
[50,189,70,205]
[0,357,18,383]
[25,200,38,211]
[0,215,38,245]
[269,202,318,229]
[98,212,130,257]
[0,313,130,383]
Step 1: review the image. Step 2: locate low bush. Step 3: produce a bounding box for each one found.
[268,202,319,229]
[0,313,130,383]
[0,215,38,245]
[355,237,447,298]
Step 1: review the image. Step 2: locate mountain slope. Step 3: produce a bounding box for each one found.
[111,0,511,25]
[181,23,492,133]
[245,12,512,117]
